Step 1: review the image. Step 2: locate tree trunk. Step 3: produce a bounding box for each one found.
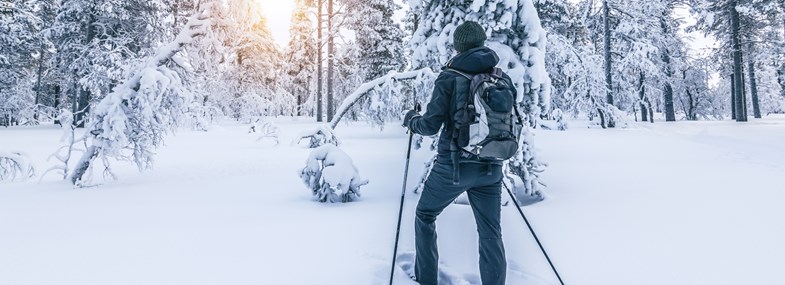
[316,0,324,122]
[661,57,675,120]
[660,15,676,121]
[603,0,613,107]
[602,0,615,128]
[663,80,675,121]
[729,1,747,122]
[746,46,761,118]
[731,73,736,120]
[33,43,46,124]
[742,68,748,118]
[326,0,335,122]
[54,85,61,125]
[639,72,648,122]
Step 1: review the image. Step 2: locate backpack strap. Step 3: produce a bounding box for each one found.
[446,68,473,80]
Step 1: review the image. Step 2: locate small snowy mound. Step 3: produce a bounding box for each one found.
[300,145,368,203]
[0,152,35,181]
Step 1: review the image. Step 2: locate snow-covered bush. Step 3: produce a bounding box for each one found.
[300,145,368,203]
[251,120,279,146]
[0,152,35,181]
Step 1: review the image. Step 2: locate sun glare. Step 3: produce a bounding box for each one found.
[253,0,295,47]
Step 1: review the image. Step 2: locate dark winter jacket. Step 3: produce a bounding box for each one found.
[409,46,517,163]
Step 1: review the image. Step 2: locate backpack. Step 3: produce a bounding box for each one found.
[449,67,523,162]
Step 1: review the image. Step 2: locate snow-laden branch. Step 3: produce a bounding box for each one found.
[0,152,35,181]
[67,5,214,185]
[296,68,435,148]
[329,68,435,129]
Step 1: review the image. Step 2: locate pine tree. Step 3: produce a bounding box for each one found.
[690,0,780,121]
[286,0,317,116]
[346,0,405,81]
[0,0,39,126]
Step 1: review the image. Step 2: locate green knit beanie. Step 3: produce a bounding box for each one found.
[453,21,487,52]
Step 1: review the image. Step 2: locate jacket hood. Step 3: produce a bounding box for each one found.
[446,46,500,74]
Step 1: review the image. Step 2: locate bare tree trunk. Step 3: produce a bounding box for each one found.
[661,17,676,122]
[316,0,324,122]
[639,72,648,122]
[54,85,61,125]
[326,0,335,122]
[602,0,615,128]
[730,1,747,122]
[661,57,676,121]
[746,44,761,118]
[33,43,46,124]
[731,73,736,120]
[603,0,613,107]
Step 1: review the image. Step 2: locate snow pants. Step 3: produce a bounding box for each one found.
[414,161,506,285]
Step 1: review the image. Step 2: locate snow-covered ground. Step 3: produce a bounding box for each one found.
[1,116,784,285]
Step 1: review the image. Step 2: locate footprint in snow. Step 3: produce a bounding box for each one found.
[394,252,480,285]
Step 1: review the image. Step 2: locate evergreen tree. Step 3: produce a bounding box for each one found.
[689,0,781,121]
[346,0,405,81]
[286,0,317,116]
[0,0,39,126]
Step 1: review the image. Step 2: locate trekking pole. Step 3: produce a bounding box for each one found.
[389,103,421,285]
[503,182,565,285]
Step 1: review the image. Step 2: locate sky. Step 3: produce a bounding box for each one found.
[257,0,295,47]
[258,0,407,47]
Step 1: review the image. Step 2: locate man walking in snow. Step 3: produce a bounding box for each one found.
[403,21,512,285]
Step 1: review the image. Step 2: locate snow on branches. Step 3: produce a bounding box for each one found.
[297,68,435,148]
[67,6,213,185]
[0,152,35,181]
[330,68,436,129]
[300,145,369,203]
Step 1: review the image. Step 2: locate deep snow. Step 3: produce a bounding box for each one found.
[1,116,784,285]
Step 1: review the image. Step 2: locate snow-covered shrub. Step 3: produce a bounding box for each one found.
[507,122,547,202]
[0,152,35,181]
[502,166,544,206]
[553,109,567,131]
[251,120,279,146]
[300,145,368,203]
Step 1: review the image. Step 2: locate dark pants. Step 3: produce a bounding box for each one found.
[415,161,506,285]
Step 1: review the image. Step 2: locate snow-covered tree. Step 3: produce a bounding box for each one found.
[67,8,212,185]
[0,0,40,126]
[689,0,784,121]
[48,0,167,127]
[346,0,406,81]
[411,0,551,121]
[285,0,317,116]
[300,144,369,203]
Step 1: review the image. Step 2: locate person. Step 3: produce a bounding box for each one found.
[402,21,515,285]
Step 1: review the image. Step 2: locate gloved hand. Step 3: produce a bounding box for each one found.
[402,109,421,129]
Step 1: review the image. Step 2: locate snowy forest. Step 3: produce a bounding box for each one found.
[2,0,785,284]
[3,0,785,130]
